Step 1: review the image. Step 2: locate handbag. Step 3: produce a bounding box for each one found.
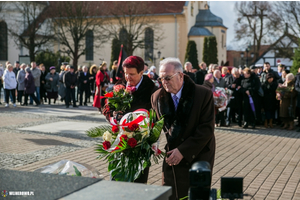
[44,81,51,90]
[258,87,264,97]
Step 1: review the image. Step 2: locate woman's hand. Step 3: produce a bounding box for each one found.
[246,90,250,96]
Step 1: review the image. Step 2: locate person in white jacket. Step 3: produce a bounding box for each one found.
[3,64,17,107]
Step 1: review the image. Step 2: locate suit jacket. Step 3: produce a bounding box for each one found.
[151,75,215,200]
[63,71,77,88]
[213,77,226,88]
[78,71,90,90]
[195,69,206,85]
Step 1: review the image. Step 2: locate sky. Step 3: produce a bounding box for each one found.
[209,1,238,50]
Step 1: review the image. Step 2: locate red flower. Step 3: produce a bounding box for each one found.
[103,141,111,150]
[112,126,119,133]
[151,123,155,128]
[128,123,139,131]
[128,138,137,148]
[120,134,128,141]
[113,84,125,92]
[104,92,114,98]
[156,149,162,155]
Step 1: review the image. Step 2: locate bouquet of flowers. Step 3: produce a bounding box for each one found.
[86,109,165,182]
[213,87,232,111]
[276,84,294,100]
[102,84,133,116]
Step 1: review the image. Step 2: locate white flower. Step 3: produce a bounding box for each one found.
[140,128,150,139]
[103,131,112,142]
[123,131,134,138]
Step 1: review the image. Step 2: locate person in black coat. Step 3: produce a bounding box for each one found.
[39,64,47,104]
[225,67,244,126]
[262,73,278,128]
[110,61,118,84]
[260,62,280,84]
[294,69,300,127]
[239,68,260,129]
[102,56,157,184]
[78,66,90,106]
[63,66,78,108]
[183,62,195,82]
[89,65,97,101]
[195,62,207,85]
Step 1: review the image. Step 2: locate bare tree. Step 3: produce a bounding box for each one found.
[8,2,54,62]
[234,1,281,60]
[48,2,105,69]
[102,1,164,58]
[274,1,300,38]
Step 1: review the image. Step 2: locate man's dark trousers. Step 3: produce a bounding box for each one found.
[66,87,76,107]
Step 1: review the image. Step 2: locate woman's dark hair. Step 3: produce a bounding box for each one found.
[122,56,144,73]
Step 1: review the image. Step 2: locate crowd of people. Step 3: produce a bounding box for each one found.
[1,59,299,131]
[183,62,299,131]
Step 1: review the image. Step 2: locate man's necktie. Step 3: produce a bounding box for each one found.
[172,95,178,111]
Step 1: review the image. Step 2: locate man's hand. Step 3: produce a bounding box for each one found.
[89,77,94,80]
[246,90,250,96]
[84,80,87,84]
[166,148,183,166]
[49,78,53,81]
[231,84,236,89]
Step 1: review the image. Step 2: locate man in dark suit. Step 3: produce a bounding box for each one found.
[183,62,195,82]
[63,66,78,108]
[78,66,90,106]
[195,62,207,85]
[151,58,215,200]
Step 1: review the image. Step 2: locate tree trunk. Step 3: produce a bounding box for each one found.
[29,38,35,62]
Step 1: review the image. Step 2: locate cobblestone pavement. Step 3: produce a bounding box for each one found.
[1,102,300,199]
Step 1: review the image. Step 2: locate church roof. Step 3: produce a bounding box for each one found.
[194,8,227,28]
[188,27,213,37]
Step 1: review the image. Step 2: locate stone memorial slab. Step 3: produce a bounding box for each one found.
[60,180,172,200]
[0,169,101,200]
[19,121,104,134]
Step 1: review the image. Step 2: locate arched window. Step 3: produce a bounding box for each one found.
[119,28,128,51]
[144,28,153,61]
[0,21,8,60]
[85,30,93,60]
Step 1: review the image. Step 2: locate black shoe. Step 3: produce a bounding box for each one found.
[238,122,242,127]
[73,105,78,108]
[243,122,248,129]
[29,103,33,105]
[21,103,28,106]
[66,106,69,108]
[54,99,56,104]
[79,104,83,106]
[251,123,256,129]
[84,103,87,106]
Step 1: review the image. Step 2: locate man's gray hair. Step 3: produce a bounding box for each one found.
[159,57,183,72]
[82,65,87,70]
[231,67,238,74]
[184,62,192,67]
[213,70,220,77]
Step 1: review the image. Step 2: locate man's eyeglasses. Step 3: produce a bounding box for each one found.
[158,72,179,82]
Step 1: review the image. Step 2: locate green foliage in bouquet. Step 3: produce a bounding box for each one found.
[86,109,165,182]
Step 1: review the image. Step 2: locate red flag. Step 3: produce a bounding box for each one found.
[116,44,127,80]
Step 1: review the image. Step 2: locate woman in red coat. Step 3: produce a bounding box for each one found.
[93,61,109,113]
